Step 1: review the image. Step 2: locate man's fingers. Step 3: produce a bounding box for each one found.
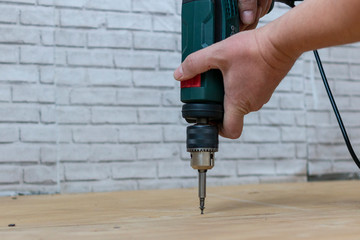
[174,45,219,81]
[238,0,258,25]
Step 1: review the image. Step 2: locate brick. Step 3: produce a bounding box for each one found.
[20,46,54,64]
[133,71,175,88]
[134,32,176,51]
[73,127,118,143]
[88,69,132,86]
[0,166,21,184]
[58,126,72,143]
[158,161,194,178]
[0,145,39,163]
[159,52,181,70]
[21,8,57,26]
[306,111,331,126]
[58,144,90,161]
[24,166,57,184]
[0,126,18,143]
[296,143,307,159]
[258,144,296,159]
[92,107,137,124]
[85,0,131,11]
[112,162,156,179]
[0,27,38,44]
[13,85,55,103]
[334,80,360,95]
[70,88,116,105]
[275,160,307,175]
[308,160,333,175]
[259,176,306,184]
[68,51,113,67]
[308,144,348,160]
[0,46,18,63]
[0,106,39,123]
[88,32,131,49]
[60,10,105,28]
[41,30,54,46]
[117,89,161,106]
[137,143,178,160]
[118,125,162,143]
[89,144,136,161]
[241,126,280,143]
[90,180,138,192]
[21,126,57,143]
[332,160,358,173]
[279,94,305,110]
[114,51,157,69]
[0,86,11,102]
[317,62,349,79]
[260,110,295,126]
[305,95,350,111]
[163,125,185,142]
[281,127,306,142]
[209,161,236,177]
[0,7,18,23]
[55,67,86,85]
[107,13,151,30]
[0,65,38,83]
[64,163,110,181]
[56,87,70,105]
[244,112,260,125]
[133,0,175,14]
[40,146,57,163]
[57,106,90,124]
[55,30,86,47]
[153,15,181,33]
[217,143,258,159]
[41,106,56,123]
[237,160,276,176]
[55,49,66,65]
[61,182,91,193]
[138,179,183,190]
[207,176,260,187]
[38,0,86,8]
[138,108,178,124]
[162,90,182,107]
[307,127,343,144]
[40,67,54,84]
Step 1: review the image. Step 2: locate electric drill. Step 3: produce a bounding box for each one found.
[180,0,240,214]
[180,0,300,214]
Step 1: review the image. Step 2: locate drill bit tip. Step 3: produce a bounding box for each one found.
[200,197,205,214]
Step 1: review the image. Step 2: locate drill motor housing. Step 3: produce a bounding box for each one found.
[181,0,240,171]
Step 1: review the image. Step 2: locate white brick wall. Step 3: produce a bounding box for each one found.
[0,1,359,195]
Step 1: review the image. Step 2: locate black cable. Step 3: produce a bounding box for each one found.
[313,50,360,169]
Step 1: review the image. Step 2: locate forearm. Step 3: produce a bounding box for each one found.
[262,0,360,59]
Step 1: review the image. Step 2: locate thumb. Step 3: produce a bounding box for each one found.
[219,99,246,139]
[174,45,220,81]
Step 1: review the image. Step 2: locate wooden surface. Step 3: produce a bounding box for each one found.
[1,181,360,239]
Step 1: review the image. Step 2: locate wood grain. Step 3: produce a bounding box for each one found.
[1,181,360,239]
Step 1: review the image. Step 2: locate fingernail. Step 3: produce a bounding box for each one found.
[174,65,183,80]
[241,10,254,25]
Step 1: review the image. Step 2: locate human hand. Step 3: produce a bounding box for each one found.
[174,28,299,139]
[238,0,274,31]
